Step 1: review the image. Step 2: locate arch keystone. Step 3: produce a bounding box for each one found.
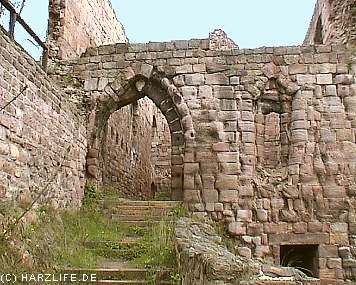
[132,63,154,79]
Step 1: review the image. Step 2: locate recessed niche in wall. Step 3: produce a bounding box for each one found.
[280,244,319,278]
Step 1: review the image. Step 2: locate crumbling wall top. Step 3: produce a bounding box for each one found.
[209,29,239,50]
[304,0,356,45]
[48,0,128,61]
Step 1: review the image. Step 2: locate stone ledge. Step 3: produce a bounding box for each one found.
[269,233,329,245]
[81,39,348,57]
[175,218,320,285]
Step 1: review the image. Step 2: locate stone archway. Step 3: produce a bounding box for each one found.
[86,63,195,200]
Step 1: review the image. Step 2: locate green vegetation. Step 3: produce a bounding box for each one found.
[55,209,127,268]
[212,220,244,255]
[83,182,124,206]
[0,203,62,274]
[0,182,186,283]
[153,191,171,201]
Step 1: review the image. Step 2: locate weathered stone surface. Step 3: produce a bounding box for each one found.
[205,73,229,85]
[219,190,239,202]
[263,63,281,79]
[2,3,356,282]
[202,189,219,203]
[269,233,329,245]
[48,0,127,60]
[316,74,333,85]
[176,218,261,283]
[236,210,252,222]
[228,222,247,235]
[335,74,353,85]
[176,218,318,283]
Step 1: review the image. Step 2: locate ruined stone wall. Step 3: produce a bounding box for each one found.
[176,218,319,285]
[0,28,87,208]
[304,0,356,45]
[209,29,239,50]
[101,98,166,199]
[47,0,172,198]
[151,109,171,195]
[74,40,356,283]
[48,0,127,61]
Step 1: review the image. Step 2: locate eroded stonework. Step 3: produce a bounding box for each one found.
[304,0,356,45]
[0,0,356,283]
[73,40,356,283]
[175,218,319,285]
[48,0,127,61]
[0,28,87,208]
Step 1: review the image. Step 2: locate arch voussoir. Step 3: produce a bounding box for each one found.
[88,65,195,200]
[136,63,154,79]
[152,74,196,140]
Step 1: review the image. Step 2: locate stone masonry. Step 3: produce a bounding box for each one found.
[47,0,127,61]
[47,0,172,199]
[0,0,356,283]
[100,97,170,199]
[151,108,172,195]
[304,0,356,45]
[0,26,87,208]
[176,218,320,285]
[73,40,356,283]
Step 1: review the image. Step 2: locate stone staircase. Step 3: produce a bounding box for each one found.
[65,268,172,284]
[102,200,181,227]
[64,199,182,285]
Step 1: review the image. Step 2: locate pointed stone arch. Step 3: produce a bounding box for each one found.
[86,63,195,200]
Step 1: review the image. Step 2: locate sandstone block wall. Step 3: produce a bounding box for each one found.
[48,0,127,61]
[47,0,171,199]
[151,108,172,195]
[175,218,320,285]
[101,97,170,199]
[73,40,356,283]
[304,0,356,45]
[0,28,87,208]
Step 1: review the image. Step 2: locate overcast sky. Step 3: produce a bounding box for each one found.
[0,0,316,60]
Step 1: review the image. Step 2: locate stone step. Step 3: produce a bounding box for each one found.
[110,214,171,222]
[113,220,162,227]
[100,200,182,207]
[64,268,172,281]
[105,207,173,215]
[83,239,140,249]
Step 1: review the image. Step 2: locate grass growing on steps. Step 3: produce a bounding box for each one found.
[0,182,187,283]
[130,221,177,269]
[56,208,128,268]
[127,209,188,284]
[56,184,138,268]
[130,206,189,269]
[59,206,189,270]
[57,183,188,277]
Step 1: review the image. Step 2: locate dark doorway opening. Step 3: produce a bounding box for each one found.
[280,244,319,278]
